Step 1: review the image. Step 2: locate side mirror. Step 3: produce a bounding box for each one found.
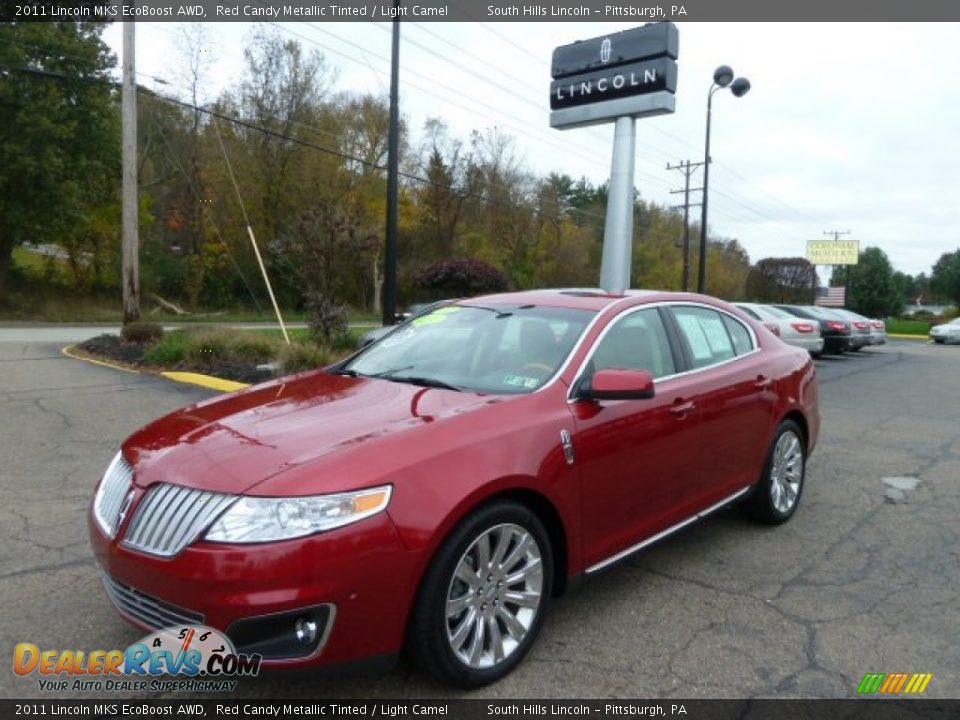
[586,368,655,401]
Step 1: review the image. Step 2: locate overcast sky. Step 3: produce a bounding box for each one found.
[103,22,960,279]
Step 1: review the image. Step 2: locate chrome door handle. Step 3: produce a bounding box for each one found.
[670,400,696,417]
[754,375,773,390]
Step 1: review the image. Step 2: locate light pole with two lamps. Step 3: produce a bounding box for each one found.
[697,65,750,294]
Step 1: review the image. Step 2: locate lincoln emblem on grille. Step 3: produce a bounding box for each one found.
[116,490,135,528]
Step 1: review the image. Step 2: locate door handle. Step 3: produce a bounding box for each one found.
[670,400,696,417]
[754,375,773,390]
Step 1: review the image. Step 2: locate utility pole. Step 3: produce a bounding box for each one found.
[382,9,400,327]
[824,229,852,308]
[121,19,139,323]
[667,160,704,292]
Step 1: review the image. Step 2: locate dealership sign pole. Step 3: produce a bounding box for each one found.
[550,23,678,294]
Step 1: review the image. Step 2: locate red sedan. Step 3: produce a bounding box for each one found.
[90,289,819,687]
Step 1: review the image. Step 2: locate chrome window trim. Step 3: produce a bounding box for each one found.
[585,486,751,574]
[532,294,640,395]
[566,300,760,403]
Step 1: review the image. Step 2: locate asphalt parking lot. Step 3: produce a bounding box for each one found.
[2,338,959,699]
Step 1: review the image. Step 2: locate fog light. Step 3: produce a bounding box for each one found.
[295,617,318,645]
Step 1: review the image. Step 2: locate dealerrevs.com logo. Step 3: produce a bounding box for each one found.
[14,625,260,693]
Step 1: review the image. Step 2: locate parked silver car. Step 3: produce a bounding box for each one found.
[829,309,886,346]
[818,308,871,351]
[735,302,824,356]
[930,317,960,344]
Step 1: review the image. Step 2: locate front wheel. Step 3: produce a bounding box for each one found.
[744,420,806,525]
[409,501,553,687]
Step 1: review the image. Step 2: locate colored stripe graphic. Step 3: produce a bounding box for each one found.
[858,672,932,695]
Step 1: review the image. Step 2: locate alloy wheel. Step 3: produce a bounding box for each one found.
[444,523,543,669]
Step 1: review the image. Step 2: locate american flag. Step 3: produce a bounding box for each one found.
[816,286,846,307]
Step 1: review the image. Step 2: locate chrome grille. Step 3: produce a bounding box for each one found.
[101,573,203,630]
[123,484,237,557]
[93,453,134,538]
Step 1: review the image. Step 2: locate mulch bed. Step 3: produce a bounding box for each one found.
[74,334,275,385]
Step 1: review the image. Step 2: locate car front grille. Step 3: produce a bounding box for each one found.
[93,454,134,538]
[122,483,236,557]
[101,573,204,630]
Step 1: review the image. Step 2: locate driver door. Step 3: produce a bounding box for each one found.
[569,307,704,570]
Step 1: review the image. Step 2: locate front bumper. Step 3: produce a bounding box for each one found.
[89,505,422,668]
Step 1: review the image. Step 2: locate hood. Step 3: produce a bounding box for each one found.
[123,371,505,495]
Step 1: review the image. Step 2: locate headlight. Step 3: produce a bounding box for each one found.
[204,485,392,543]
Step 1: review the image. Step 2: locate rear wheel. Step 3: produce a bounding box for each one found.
[409,501,553,687]
[933,338,945,344]
[744,420,806,525]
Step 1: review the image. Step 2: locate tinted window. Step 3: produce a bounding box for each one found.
[672,306,737,369]
[736,305,761,320]
[346,304,595,394]
[591,308,676,379]
[722,314,754,355]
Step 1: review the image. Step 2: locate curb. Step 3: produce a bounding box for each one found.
[62,345,250,392]
[160,372,250,393]
[61,344,140,374]
[888,333,929,341]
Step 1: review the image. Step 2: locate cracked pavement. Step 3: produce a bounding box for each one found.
[1,339,958,699]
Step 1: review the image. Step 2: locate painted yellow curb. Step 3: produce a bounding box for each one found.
[63,344,250,392]
[61,344,141,374]
[888,333,929,340]
[161,372,250,393]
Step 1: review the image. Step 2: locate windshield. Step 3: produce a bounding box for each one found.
[342,304,596,394]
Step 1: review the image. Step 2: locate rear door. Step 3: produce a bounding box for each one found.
[664,304,776,503]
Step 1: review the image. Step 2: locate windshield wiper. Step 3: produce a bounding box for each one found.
[393,376,464,392]
[368,364,415,379]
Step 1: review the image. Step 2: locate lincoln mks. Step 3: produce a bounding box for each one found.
[90,289,819,687]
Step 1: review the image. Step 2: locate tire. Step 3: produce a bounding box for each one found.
[744,420,806,525]
[409,500,553,688]
[933,338,945,344]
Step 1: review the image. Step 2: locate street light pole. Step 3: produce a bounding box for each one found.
[697,88,716,295]
[697,66,750,295]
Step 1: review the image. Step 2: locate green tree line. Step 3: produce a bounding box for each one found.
[3,22,956,320]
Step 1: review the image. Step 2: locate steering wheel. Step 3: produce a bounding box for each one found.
[518,362,554,376]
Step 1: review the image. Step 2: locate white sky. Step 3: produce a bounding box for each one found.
[103,21,960,278]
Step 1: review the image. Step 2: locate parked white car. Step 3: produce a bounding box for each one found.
[735,303,825,357]
[930,317,960,344]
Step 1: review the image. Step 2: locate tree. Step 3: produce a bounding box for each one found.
[745,258,817,303]
[831,247,900,317]
[0,21,119,300]
[930,250,960,308]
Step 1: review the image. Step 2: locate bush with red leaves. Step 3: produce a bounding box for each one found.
[415,258,510,299]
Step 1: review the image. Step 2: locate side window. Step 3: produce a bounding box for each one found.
[671,306,736,369]
[722,314,754,355]
[590,308,676,379]
[738,306,761,321]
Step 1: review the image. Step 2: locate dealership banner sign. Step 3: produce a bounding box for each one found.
[806,239,860,265]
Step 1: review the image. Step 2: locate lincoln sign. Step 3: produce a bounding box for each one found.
[550,22,678,130]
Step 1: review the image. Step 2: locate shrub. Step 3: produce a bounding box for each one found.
[305,290,348,344]
[145,330,190,365]
[121,321,164,344]
[280,342,331,373]
[415,258,510,299]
